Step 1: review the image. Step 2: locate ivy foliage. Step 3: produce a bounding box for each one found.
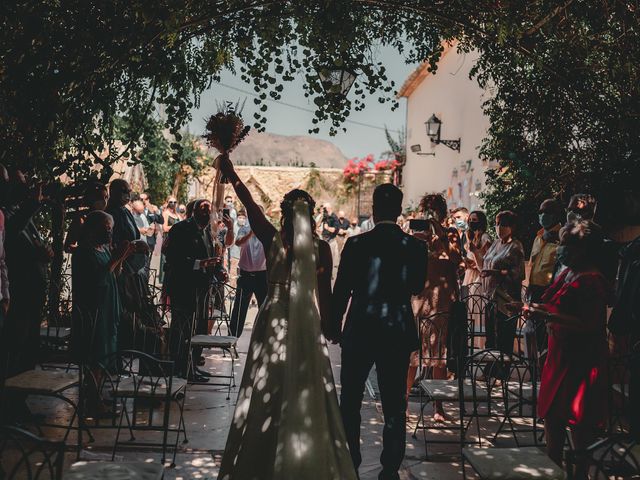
[1,0,639,227]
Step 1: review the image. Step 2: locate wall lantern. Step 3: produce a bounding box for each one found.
[425,114,461,153]
[410,144,435,156]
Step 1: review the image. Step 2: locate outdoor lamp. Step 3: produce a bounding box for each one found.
[318,66,357,97]
[425,114,461,152]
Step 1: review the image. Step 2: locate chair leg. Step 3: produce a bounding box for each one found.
[177,394,189,444]
[161,396,171,466]
[112,398,127,461]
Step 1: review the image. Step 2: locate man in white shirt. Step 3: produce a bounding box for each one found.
[229,213,267,337]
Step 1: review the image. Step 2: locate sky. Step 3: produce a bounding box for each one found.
[188,47,419,160]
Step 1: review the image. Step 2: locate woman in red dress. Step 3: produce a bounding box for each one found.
[529,220,611,479]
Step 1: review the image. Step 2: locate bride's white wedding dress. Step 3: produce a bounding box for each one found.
[218,200,357,479]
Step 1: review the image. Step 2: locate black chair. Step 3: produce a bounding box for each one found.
[461,294,494,353]
[109,350,188,467]
[566,434,640,479]
[0,426,64,480]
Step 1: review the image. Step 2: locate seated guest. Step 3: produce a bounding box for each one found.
[72,211,133,415]
[529,221,611,479]
[64,182,108,253]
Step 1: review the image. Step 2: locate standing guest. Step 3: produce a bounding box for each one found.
[224,195,238,223]
[528,199,564,302]
[4,170,52,375]
[321,202,340,261]
[159,196,181,283]
[177,203,187,220]
[64,182,108,253]
[347,217,361,237]
[406,193,463,422]
[525,199,564,357]
[529,221,610,479]
[331,184,428,480]
[131,199,154,280]
[462,210,492,295]
[480,210,525,353]
[451,207,470,251]
[140,192,163,257]
[336,210,351,252]
[72,211,133,415]
[105,180,150,350]
[164,199,221,381]
[229,210,267,337]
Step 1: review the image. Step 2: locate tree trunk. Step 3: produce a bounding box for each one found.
[171,169,185,199]
[47,196,66,326]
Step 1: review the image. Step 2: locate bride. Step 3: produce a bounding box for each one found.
[217,155,357,479]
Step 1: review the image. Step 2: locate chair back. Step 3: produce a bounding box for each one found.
[0,426,64,480]
[110,350,176,399]
[568,435,640,479]
[461,294,494,352]
[204,282,236,335]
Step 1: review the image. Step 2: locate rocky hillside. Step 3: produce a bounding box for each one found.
[212,131,348,168]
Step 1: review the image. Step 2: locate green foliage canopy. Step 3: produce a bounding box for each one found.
[1,0,639,229]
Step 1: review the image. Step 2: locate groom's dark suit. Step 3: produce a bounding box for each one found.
[332,222,427,478]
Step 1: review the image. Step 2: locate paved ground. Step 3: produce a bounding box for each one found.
[22,306,537,479]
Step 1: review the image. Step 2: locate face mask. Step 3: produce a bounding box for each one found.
[469,221,482,232]
[539,213,557,230]
[567,211,581,223]
[178,207,186,214]
[96,230,112,245]
[455,219,468,231]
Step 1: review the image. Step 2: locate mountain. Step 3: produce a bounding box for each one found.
[211,131,348,168]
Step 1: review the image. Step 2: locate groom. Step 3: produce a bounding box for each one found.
[328,184,428,480]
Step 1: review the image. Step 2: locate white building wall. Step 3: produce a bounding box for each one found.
[401,48,491,212]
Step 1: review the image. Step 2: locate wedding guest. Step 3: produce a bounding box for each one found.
[480,210,525,353]
[159,196,181,283]
[336,210,350,252]
[105,179,150,350]
[4,170,52,375]
[131,199,155,280]
[64,182,108,253]
[321,202,340,260]
[224,194,238,222]
[530,221,610,479]
[462,210,491,295]
[229,210,267,337]
[451,207,469,250]
[72,211,133,416]
[347,217,361,237]
[164,199,221,381]
[140,192,163,255]
[529,199,564,302]
[177,203,187,220]
[406,193,463,422]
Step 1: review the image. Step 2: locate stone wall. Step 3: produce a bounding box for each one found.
[191,165,360,215]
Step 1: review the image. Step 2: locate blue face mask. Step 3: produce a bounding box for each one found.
[455,219,468,231]
[539,213,557,230]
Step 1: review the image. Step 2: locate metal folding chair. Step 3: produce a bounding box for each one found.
[0,426,64,480]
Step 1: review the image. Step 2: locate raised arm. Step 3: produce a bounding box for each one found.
[218,154,276,249]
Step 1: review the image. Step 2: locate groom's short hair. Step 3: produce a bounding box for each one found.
[373,183,402,221]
